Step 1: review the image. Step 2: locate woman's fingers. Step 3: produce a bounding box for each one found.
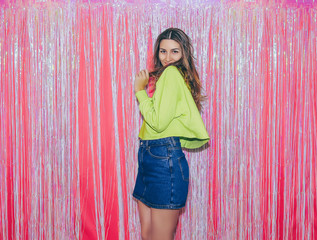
[145,69,149,80]
[134,69,149,92]
[140,70,147,79]
[136,69,149,81]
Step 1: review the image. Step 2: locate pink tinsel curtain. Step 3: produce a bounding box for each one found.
[0,1,316,239]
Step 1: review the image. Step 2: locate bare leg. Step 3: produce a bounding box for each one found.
[151,208,180,240]
[137,201,151,240]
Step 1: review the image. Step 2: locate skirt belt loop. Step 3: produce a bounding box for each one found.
[170,137,176,146]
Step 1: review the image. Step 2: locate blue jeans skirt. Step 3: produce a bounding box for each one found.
[132,137,189,209]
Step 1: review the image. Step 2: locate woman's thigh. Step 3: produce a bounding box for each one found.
[138,201,151,240]
[151,208,180,240]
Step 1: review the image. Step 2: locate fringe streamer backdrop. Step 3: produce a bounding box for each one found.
[0,0,316,239]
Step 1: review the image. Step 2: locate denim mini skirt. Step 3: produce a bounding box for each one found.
[132,136,189,209]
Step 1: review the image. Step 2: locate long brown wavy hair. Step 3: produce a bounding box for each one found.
[150,28,204,112]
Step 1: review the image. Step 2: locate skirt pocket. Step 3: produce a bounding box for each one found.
[177,155,189,181]
[147,144,169,159]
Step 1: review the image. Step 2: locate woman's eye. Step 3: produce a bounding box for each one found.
[160,50,166,53]
[173,51,179,54]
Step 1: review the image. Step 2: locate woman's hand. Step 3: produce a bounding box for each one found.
[134,69,149,93]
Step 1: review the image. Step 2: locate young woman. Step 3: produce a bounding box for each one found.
[133,28,209,240]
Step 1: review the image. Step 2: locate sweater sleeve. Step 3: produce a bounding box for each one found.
[135,66,183,133]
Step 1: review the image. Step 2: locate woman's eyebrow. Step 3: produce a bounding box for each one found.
[159,48,180,50]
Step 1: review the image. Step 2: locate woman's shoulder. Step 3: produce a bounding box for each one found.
[162,65,182,75]
[160,66,184,82]
[156,65,185,88]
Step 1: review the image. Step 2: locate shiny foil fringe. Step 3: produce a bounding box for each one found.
[0,2,316,240]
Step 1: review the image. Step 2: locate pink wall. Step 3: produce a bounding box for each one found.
[0,1,316,239]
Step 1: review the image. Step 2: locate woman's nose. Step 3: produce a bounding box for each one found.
[166,53,171,62]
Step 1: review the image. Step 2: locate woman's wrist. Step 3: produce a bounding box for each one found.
[134,87,144,93]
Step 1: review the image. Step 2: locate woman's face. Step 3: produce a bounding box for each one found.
[158,39,182,67]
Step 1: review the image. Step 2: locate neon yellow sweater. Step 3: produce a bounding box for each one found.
[136,66,210,149]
